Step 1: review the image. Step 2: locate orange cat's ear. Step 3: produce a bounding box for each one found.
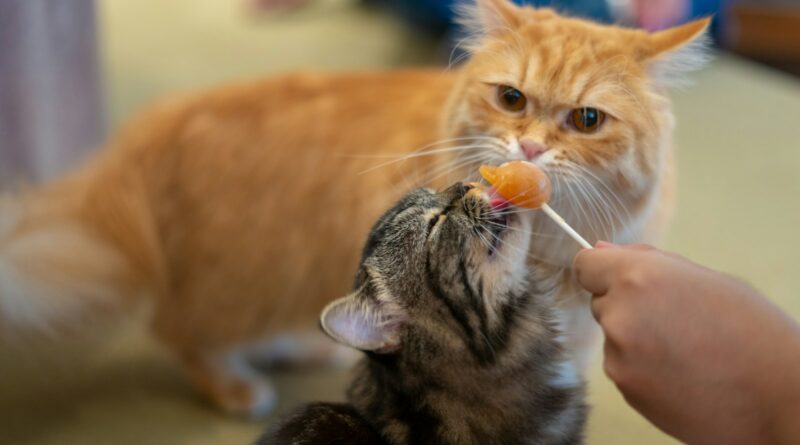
[456,0,522,38]
[647,17,712,57]
[640,17,713,87]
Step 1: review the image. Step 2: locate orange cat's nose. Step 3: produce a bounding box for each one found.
[520,139,546,161]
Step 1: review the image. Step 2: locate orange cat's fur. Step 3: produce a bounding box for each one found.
[0,0,709,416]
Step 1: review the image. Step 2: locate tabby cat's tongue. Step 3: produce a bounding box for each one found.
[487,187,511,211]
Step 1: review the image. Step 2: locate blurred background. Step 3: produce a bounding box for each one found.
[0,0,799,444]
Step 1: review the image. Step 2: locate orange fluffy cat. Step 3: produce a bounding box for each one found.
[0,0,709,416]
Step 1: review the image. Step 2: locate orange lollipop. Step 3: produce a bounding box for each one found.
[479,161,591,249]
[479,161,551,209]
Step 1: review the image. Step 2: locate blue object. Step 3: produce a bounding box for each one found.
[521,0,612,23]
[372,0,613,35]
[373,0,725,38]
[691,0,725,40]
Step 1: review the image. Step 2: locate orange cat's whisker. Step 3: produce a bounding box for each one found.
[355,137,505,176]
[412,152,495,187]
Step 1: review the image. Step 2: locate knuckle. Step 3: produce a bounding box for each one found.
[572,250,589,274]
[615,266,655,293]
[603,357,639,393]
[604,311,640,351]
[602,356,628,387]
[602,357,619,381]
[589,300,603,321]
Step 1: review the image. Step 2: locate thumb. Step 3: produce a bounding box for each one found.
[573,243,632,296]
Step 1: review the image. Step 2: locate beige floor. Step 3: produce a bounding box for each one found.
[1,0,799,444]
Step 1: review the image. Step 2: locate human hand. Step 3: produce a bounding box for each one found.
[573,243,800,445]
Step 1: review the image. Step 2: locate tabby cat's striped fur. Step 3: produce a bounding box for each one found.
[260,184,586,445]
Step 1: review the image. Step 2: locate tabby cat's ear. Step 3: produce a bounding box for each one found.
[456,0,522,38]
[320,289,404,353]
[641,17,713,87]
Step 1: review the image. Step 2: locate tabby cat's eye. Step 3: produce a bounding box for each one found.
[426,212,445,238]
[569,107,606,133]
[497,85,527,113]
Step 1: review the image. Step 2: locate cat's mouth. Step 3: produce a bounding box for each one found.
[487,214,508,255]
[488,196,514,254]
[466,185,514,255]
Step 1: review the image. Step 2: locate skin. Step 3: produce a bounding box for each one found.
[573,242,800,445]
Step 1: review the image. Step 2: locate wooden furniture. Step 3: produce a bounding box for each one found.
[727,2,800,75]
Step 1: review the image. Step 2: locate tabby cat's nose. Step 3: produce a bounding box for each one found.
[455,182,471,197]
[520,139,546,160]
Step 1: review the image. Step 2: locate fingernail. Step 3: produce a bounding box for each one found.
[595,241,618,249]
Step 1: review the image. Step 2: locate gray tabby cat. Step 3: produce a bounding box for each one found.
[258,183,586,445]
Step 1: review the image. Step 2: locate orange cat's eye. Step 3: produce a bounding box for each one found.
[497,85,527,113]
[569,107,606,133]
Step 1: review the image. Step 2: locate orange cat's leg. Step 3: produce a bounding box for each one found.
[149,294,353,416]
[159,330,355,417]
[178,347,278,418]
[244,330,358,370]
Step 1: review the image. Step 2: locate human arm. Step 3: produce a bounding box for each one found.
[573,243,800,445]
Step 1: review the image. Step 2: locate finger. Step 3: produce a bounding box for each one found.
[602,335,623,358]
[596,241,656,253]
[601,340,627,387]
[623,243,657,252]
[590,294,609,322]
[573,247,631,296]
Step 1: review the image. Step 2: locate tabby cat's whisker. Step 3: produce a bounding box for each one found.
[474,225,519,265]
[475,222,529,260]
[477,219,563,240]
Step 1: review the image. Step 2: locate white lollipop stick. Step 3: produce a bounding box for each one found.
[540,203,592,249]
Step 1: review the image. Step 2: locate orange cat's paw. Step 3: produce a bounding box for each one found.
[211,374,278,419]
[247,331,360,369]
[181,350,278,418]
